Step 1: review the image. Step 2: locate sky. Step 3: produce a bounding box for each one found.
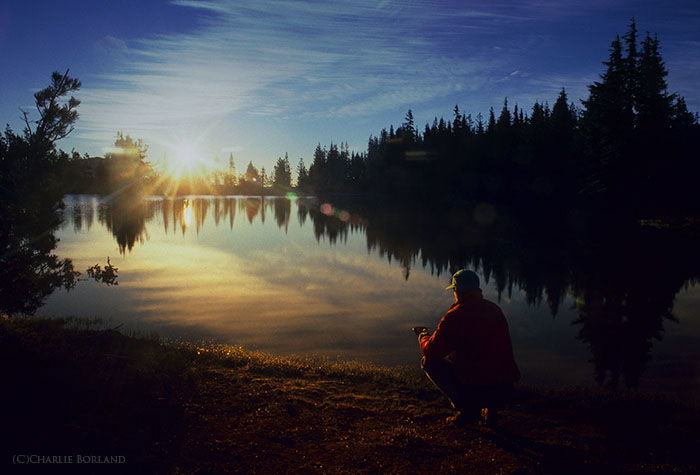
[1,0,699,172]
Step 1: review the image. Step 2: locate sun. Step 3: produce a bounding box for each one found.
[166,140,209,178]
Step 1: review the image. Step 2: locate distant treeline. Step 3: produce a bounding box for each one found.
[298,21,699,215]
[61,144,296,197]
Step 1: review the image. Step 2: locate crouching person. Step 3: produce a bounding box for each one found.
[418,269,520,427]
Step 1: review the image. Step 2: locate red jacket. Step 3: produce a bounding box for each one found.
[420,289,520,386]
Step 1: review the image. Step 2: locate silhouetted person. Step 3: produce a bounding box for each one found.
[418,269,520,426]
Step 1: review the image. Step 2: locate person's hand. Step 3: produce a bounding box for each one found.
[412,326,429,337]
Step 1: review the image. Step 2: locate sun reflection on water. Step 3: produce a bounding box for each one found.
[181,198,192,231]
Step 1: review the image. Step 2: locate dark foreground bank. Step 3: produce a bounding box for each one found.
[1,318,698,473]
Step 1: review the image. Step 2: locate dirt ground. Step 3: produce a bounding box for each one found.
[173,366,700,474]
[2,319,698,473]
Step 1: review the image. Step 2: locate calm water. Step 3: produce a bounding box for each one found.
[40,195,700,398]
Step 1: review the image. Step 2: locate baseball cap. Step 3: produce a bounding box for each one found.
[445,269,480,291]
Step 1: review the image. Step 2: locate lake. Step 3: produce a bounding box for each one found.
[40,194,700,398]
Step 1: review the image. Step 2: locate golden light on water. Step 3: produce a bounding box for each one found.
[182,199,192,230]
[46,197,452,363]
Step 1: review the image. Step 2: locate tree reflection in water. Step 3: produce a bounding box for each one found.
[66,195,699,389]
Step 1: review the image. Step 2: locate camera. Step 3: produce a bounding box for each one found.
[412,326,429,336]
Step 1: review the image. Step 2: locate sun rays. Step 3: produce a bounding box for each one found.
[166,139,212,179]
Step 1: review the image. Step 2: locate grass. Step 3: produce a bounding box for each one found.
[1,317,698,473]
[183,342,428,387]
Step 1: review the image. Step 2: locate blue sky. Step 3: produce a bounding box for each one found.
[1,0,699,172]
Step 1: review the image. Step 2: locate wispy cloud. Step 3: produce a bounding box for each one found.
[73,0,699,159]
[102,35,128,52]
[76,0,523,149]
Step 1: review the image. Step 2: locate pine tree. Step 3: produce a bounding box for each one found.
[308,144,326,191]
[273,153,292,187]
[581,34,633,196]
[349,151,366,188]
[551,89,576,139]
[403,109,416,142]
[512,104,521,130]
[549,88,580,195]
[636,33,674,132]
[487,108,496,133]
[497,98,511,130]
[296,158,308,189]
[244,161,259,183]
[225,153,237,187]
[260,167,267,187]
[453,105,462,133]
[325,143,344,191]
[623,18,639,113]
[475,113,484,135]
[671,97,696,130]
[0,71,83,316]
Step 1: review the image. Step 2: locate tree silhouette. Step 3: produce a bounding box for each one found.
[403,109,416,143]
[225,153,237,188]
[260,167,268,187]
[1,71,83,316]
[244,161,260,183]
[296,158,309,190]
[104,132,153,195]
[273,153,292,188]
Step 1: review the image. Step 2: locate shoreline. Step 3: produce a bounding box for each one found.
[2,317,698,472]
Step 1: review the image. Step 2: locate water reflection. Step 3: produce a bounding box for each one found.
[60,195,699,392]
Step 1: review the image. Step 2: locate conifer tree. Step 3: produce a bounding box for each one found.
[308,144,326,191]
[487,108,496,133]
[349,151,367,188]
[225,153,237,187]
[551,89,576,139]
[273,154,292,187]
[452,105,462,133]
[636,33,674,132]
[403,109,416,142]
[476,113,485,135]
[671,97,696,130]
[244,161,259,183]
[296,158,308,189]
[260,167,267,187]
[0,71,83,316]
[623,18,639,111]
[581,34,633,196]
[549,88,581,195]
[325,143,344,191]
[497,98,511,130]
[512,104,521,130]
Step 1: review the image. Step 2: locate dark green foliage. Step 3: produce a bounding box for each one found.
[243,160,260,183]
[273,153,292,188]
[296,157,309,190]
[403,109,416,142]
[23,70,82,146]
[103,131,154,195]
[0,71,130,316]
[579,20,698,213]
[226,153,237,187]
[86,257,119,286]
[260,166,267,186]
[0,71,83,316]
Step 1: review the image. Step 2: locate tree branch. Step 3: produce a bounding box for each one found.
[20,109,33,135]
